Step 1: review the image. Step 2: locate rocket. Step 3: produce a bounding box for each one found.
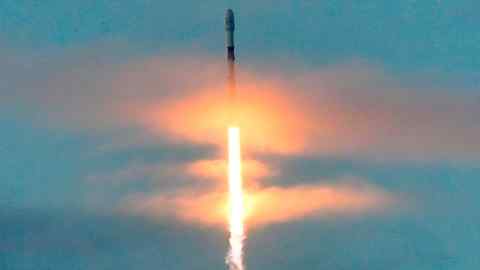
[225,9,236,102]
[225,9,235,62]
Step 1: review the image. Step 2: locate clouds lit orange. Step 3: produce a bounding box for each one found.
[127,181,394,228]
[141,78,315,155]
[32,55,479,229]
[15,55,480,160]
[124,60,480,160]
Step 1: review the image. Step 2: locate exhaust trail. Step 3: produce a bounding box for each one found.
[227,127,245,270]
[225,9,246,270]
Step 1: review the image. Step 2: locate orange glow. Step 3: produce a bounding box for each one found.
[245,184,393,226]
[141,80,316,154]
[116,63,401,232]
[127,182,394,228]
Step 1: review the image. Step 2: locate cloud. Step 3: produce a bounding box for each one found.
[125,179,395,228]
[142,61,480,160]
[143,79,312,154]
[243,182,395,226]
[2,46,478,229]
[2,47,479,160]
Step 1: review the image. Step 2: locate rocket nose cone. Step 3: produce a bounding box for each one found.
[225,9,235,31]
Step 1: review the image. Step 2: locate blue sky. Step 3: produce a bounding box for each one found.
[1,1,479,269]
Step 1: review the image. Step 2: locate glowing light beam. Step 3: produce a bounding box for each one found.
[226,126,245,270]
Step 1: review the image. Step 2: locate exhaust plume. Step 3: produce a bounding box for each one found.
[226,127,245,270]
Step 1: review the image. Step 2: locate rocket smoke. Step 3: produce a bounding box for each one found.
[225,9,246,270]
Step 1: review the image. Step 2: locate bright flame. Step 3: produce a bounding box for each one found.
[226,127,245,270]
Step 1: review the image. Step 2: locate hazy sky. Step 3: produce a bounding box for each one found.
[1,1,479,270]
